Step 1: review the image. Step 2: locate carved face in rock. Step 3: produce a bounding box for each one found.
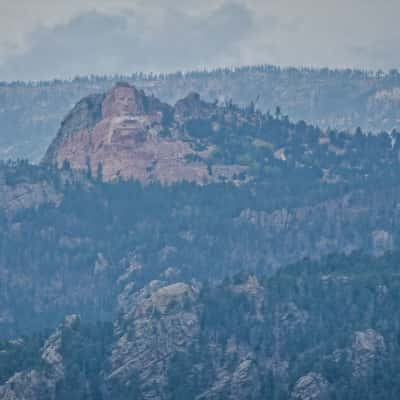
[102,85,146,118]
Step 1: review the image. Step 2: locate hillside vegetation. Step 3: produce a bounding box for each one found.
[2,65,400,161]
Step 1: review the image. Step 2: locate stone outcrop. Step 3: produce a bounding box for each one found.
[43,83,243,184]
[108,281,200,399]
[371,230,393,256]
[237,187,400,267]
[174,91,214,121]
[351,329,386,378]
[0,266,398,400]
[291,373,330,400]
[327,328,386,380]
[0,315,79,400]
[0,167,62,215]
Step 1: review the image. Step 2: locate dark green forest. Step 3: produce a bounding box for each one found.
[2,253,400,399]
[2,101,400,337]
[2,74,400,398]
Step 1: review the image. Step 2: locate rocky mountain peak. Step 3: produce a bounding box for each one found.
[175,91,213,120]
[42,84,243,184]
[102,82,148,118]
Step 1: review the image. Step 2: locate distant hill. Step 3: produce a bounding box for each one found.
[2,65,400,161]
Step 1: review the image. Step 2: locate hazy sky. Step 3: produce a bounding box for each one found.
[0,0,399,81]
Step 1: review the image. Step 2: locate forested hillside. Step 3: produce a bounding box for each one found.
[1,86,400,337]
[1,253,400,399]
[1,81,400,399]
[2,65,400,161]
[1,150,400,338]
[41,82,400,186]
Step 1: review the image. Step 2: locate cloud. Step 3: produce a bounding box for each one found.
[0,3,255,81]
[0,0,399,80]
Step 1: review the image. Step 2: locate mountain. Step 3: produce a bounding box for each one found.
[1,253,400,400]
[43,81,400,187]
[3,65,400,162]
[1,85,400,337]
[1,133,400,338]
[3,82,400,398]
[43,82,244,184]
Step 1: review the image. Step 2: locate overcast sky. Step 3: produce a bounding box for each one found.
[0,0,399,81]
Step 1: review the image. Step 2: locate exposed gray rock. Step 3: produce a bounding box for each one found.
[0,179,62,215]
[0,370,55,400]
[351,329,386,378]
[326,328,386,380]
[94,252,110,275]
[371,230,393,256]
[0,315,79,400]
[291,373,330,400]
[237,188,400,268]
[108,282,200,399]
[197,355,262,400]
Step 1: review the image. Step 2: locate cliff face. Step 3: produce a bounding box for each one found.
[43,93,105,166]
[41,78,400,191]
[108,281,200,399]
[0,315,78,400]
[43,83,243,184]
[0,169,61,214]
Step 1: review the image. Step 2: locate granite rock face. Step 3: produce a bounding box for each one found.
[0,315,79,400]
[0,167,62,215]
[43,83,243,184]
[291,373,330,400]
[237,188,400,268]
[108,281,200,399]
[351,329,386,378]
[4,67,400,162]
